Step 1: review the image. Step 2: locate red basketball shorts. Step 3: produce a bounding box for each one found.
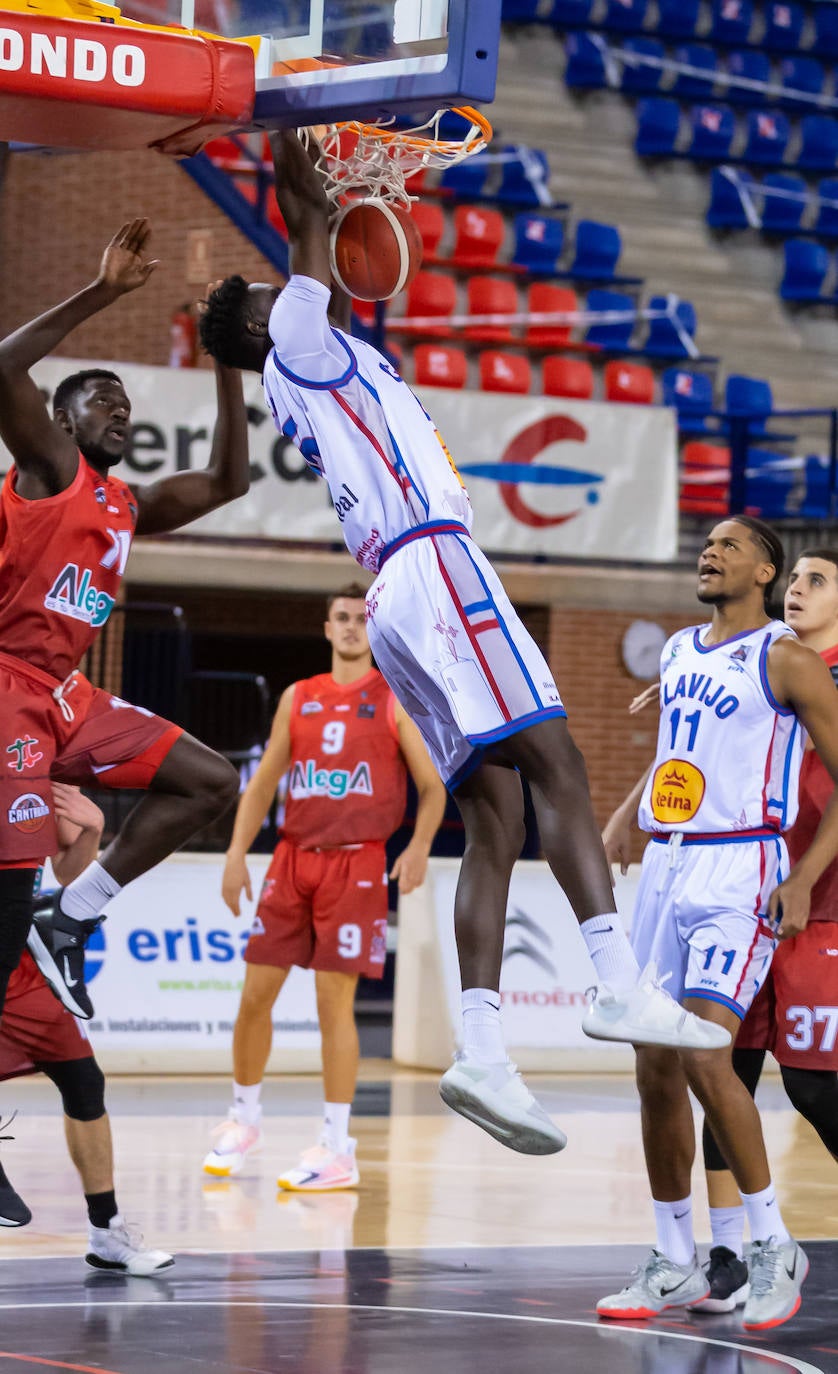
[0,952,93,1079]
[0,651,182,865]
[244,839,389,979]
[736,921,838,1070]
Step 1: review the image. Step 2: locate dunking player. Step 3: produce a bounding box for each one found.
[691,547,838,1314]
[0,220,245,1047]
[598,517,838,1331]
[203,582,445,1188]
[198,128,728,1158]
[0,784,172,1272]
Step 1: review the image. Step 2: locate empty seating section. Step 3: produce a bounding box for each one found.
[479,351,534,393]
[413,345,468,389]
[512,213,566,272]
[451,205,506,268]
[604,359,656,401]
[543,356,596,396]
[662,367,716,431]
[463,277,519,342]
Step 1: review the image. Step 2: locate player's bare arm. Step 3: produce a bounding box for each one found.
[767,635,838,937]
[389,704,446,895]
[0,220,158,499]
[602,764,654,878]
[221,685,294,916]
[267,128,332,288]
[52,785,105,887]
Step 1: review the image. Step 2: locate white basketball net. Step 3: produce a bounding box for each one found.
[302,107,492,210]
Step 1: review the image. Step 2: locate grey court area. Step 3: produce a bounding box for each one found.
[0,1243,836,1374]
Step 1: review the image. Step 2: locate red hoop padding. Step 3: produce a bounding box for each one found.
[0,11,255,154]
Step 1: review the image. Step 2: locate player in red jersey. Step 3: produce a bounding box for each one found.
[0,221,246,1041]
[203,583,446,1189]
[0,784,172,1271]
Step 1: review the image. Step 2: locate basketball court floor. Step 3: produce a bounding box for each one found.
[3,1067,836,1374]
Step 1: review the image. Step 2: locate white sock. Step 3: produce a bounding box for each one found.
[323,1102,351,1153]
[580,914,640,995]
[232,1081,262,1126]
[653,1196,695,1267]
[461,987,506,1064]
[741,1183,790,1245]
[709,1204,746,1257]
[59,861,122,923]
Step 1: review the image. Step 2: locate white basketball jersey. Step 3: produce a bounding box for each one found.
[262,276,472,573]
[637,620,803,836]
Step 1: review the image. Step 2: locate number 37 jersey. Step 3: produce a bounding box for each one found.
[637,621,804,836]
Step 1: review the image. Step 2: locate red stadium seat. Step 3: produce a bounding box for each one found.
[542,356,595,399]
[479,351,532,394]
[604,360,656,404]
[525,284,579,348]
[680,441,731,514]
[388,271,457,337]
[464,277,519,342]
[409,201,446,258]
[413,344,468,389]
[451,205,506,268]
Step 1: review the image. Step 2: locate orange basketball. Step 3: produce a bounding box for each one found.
[330,200,424,302]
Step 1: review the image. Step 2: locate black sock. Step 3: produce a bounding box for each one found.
[85,1189,118,1229]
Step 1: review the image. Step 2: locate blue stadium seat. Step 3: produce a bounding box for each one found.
[497,146,551,206]
[584,289,636,349]
[512,213,565,273]
[643,295,698,357]
[709,0,754,45]
[707,166,753,227]
[662,367,716,433]
[796,116,838,172]
[620,38,665,94]
[762,1,805,52]
[635,97,681,156]
[743,109,790,165]
[801,454,831,517]
[569,219,623,279]
[688,104,736,159]
[813,1,838,58]
[761,173,808,233]
[603,0,649,32]
[814,178,838,238]
[564,31,608,88]
[725,374,775,430]
[725,50,770,107]
[745,459,796,518]
[779,238,832,299]
[439,156,491,199]
[655,0,700,40]
[549,0,596,24]
[501,0,541,19]
[779,56,825,112]
[672,45,719,100]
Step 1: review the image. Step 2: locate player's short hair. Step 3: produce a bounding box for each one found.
[326,582,369,613]
[797,547,838,580]
[731,514,785,606]
[53,368,123,415]
[199,275,267,371]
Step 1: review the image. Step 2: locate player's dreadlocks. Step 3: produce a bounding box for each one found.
[199,275,269,372]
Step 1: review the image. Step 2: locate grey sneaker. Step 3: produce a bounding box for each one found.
[582,962,731,1051]
[597,1249,710,1319]
[742,1237,808,1331]
[86,1215,174,1277]
[439,1053,567,1155]
[688,1245,749,1313]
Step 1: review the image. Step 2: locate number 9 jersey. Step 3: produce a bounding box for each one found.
[638,621,804,837]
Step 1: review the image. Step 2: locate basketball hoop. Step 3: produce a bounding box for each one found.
[303,106,493,210]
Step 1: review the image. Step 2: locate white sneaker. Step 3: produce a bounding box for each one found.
[202,1108,263,1177]
[597,1249,709,1319]
[582,963,731,1050]
[277,1136,360,1191]
[85,1216,174,1276]
[742,1237,808,1331]
[439,1052,567,1155]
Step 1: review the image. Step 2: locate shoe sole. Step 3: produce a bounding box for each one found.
[0,1211,32,1228]
[85,1252,175,1276]
[27,927,92,1020]
[599,1285,710,1320]
[689,1282,749,1313]
[277,1177,360,1192]
[582,1019,730,1050]
[742,1257,809,1331]
[439,1081,567,1155]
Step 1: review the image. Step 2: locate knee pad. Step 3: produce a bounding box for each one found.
[41,1056,106,1122]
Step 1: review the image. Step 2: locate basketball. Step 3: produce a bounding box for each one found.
[330,199,423,302]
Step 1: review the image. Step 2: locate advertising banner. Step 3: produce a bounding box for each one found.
[2,358,677,562]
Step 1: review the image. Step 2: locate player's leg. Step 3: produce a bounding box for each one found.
[780,1066,838,1159]
[771,923,838,1161]
[42,1056,173,1274]
[0,868,40,1227]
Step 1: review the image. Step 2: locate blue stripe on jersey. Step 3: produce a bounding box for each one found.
[650,828,779,844]
[351,371,431,516]
[683,987,748,1019]
[691,627,756,655]
[463,599,492,615]
[453,534,543,710]
[778,719,800,828]
[379,521,471,568]
[270,331,357,390]
[466,704,568,747]
[758,632,795,716]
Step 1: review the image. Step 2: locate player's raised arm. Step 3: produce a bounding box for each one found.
[222,685,295,916]
[0,220,158,498]
[389,704,446,895]
[267,128,332,288]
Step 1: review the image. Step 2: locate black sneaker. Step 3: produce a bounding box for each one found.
[688,1245,750,1313]
[0,1119,31,1227]
[26,890,103,1020]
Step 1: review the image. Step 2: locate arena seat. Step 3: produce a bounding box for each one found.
[542,355,596,398]
[643,296,698,358]
[464,277,520,341]
[388,272,457,337]
[635,97,681,156]
[679,441,731,515]
[569,219,624,280]
[564,32,609,88]
[800,454,831,516]
[525,283,579,346]
[708,0,754,46]
[479,351,533,394]
[724,374,775,429]
[813,178,838,238]
[779,238,832,300]
[501,0,541,19]
[725,50,771,107]
[813,1,838,58]
[584,288,636,349]
[779,56,825,112]
[413,344,468,389]
[655,0,700,40]
[620,38,666,95]
[662,367,716,432]
[688,104,736,159]
[549,0,596,25]
[451,205,506,268]
[603,0,649,34]
[707,167,753,228]
[795,115,838,172]
[512,213,566,274]
[742,110,790,165]
[604,360,656,403]
[672,45,719,100]
[410,202,446,258]
[439,156,491,200]
[761,173,808,233]
[497,146,552,207]
[744,455,797,517]
[763,0,805,52]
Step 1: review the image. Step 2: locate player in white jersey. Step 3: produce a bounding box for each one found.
[198,128,729,1156]
[598,516,838,1332]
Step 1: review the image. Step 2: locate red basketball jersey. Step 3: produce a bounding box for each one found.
[785,643,838,923]
[0,458,137,680]
[283,669,407,847]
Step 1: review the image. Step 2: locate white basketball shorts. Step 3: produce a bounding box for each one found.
[365,522,566,788]
[630,832,786,1019]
